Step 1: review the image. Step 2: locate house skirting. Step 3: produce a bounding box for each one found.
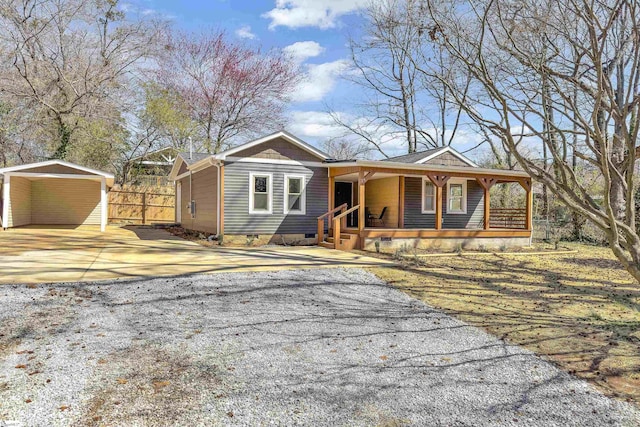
[363,236,531,251]
[223,233,318,247]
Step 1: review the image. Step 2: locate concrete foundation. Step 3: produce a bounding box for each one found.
[223,233,318,247]
[364,236,531,252]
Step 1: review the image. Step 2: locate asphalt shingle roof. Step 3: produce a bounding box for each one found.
[179,152,211,166]
[383,148,443,164]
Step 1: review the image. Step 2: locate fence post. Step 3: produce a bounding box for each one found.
[142,192,147,225]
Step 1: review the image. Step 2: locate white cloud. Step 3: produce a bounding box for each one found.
[263,0,364,30]
[235,25,257,40]
[119,3,132,13]
[293,59,349,102]
[283,41,325,64]
[287,111,346,139]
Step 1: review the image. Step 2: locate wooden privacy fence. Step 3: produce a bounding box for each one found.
[108,189,175,225]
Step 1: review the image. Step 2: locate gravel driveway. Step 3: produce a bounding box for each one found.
[0,268,638,426]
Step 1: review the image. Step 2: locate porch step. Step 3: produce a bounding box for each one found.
[319,233,360,251]
[326,236,354,244]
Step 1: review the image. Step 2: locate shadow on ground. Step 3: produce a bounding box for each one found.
[371,246,640,404]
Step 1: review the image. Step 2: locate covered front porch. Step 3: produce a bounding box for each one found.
[317,161,532,251]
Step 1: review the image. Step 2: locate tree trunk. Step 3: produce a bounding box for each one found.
[52,118,72,160]
[571,150,585,240]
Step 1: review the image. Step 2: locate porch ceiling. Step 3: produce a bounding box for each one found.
[335,172,398,182]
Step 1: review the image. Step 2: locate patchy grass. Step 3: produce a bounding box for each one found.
[368,242,640,404]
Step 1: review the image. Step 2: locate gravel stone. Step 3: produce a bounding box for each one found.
[0,268,638,426]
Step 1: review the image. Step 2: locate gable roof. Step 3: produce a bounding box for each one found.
[169,131,329,180]
[384,146,478,167]
[0,160,115,186]
[218,130,329,161]
[384,148,444,164]
[168,152,213,180]
[0,160,114,178]
[178,152,211,166]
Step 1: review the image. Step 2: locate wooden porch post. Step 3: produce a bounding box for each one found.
[328,175,335,212]
[358,169,365,231]
[398,176,405,229]
[427,174,450,230]
[517,178,533,230]
[527,188,533,230]
[435,186,443,230]
[328,175,335,229]
[476,177,498,230]
[521,179,533,230]
[483,187,490,229]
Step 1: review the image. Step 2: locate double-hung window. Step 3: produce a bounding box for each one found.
[421,178,436,214]
[249,172,272,214]
[284,175,306,215]
[447,180,467,214]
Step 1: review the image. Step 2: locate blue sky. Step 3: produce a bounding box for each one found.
[121,0,398,153]
[123,0,487,159]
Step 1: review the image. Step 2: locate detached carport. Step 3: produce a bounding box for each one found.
[0,160,114,232]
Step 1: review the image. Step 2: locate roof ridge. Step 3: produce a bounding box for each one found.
[385,147,443,160]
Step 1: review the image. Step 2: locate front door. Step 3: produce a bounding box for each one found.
[334,182,356,227]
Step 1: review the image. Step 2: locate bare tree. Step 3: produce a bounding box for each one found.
[424,0,640,281]
[153,30,300,154]
[335,0,472,157]
[322,135,375,160]
[0,0,163,162]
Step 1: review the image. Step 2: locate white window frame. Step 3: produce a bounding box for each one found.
[446,179,467,214]
[283,174,306,215]
[421,177,436,214]
[249,172,273,215]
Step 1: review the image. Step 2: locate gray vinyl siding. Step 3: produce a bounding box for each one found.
[223,162,328,235]
[404,177,435,228]
[404,177,483,229]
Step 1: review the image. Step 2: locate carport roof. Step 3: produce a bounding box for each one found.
[0,160,115,186]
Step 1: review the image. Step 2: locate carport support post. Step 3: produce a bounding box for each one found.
[100,177,107,232]
[2,174,9,229]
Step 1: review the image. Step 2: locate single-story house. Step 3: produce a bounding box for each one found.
[0,160,114,232]
[168,131,532,250]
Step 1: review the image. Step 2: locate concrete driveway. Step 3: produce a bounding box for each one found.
[0,226,388,284]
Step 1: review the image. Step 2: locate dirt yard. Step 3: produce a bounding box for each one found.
[370,242,640,405]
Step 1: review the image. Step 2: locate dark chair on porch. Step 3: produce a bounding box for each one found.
[367,207,387,228]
